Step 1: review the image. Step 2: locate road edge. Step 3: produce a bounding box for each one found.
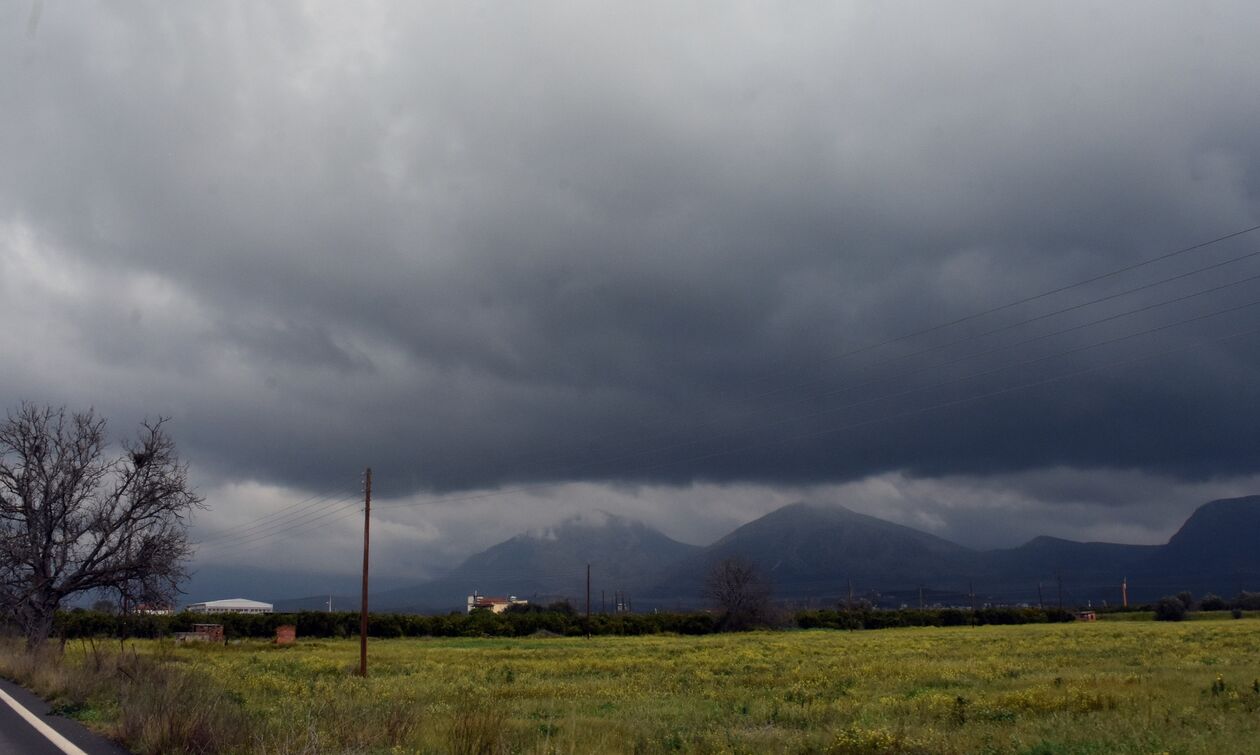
[0,677,129,755]
[0,683,88,755]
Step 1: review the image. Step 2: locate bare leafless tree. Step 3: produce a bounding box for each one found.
[704,557,773,631]
[0,404,203,646]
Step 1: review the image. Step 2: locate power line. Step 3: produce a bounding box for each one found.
[724,292,1260,454]
[377,310,1260,511]
[475,283,1260,480]
[615,319,1260,481]
[192,485,362,546]
[479,243,1260,491]
[193,494,363,556]
[198,225,1260,548]
[503,224,1260,473]
[192,502,365,562]
[193,491,362,549]
[813,249,1260,400]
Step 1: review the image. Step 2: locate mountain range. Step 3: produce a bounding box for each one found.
[251,495,1260,612]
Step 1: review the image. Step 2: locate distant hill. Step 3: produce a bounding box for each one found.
[257,495,1260,612]
[370,510,700,612]
[1142,495,1260,597]
[981,536,1159,603]
[644,496,1260,608]
[643,502,978,605]
[986,536,1156,576]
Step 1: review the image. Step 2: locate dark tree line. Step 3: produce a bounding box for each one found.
[1152,591,1260,621]
[49,604,1085,640]
[797,606,1076,629]
[52,608,722,639]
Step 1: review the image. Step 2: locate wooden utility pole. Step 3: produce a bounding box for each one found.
[969,580,977,612]
[918,585,924,610]
[1037,582,1044,610]
[847,578,853,610]
[601,589,606,614]
[1121,577,1128,608]
[359,467,372,677]
[1056,573,1064,610]
[585,563,591,637]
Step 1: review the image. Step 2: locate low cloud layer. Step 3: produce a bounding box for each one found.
[191,469,1260,580]
[4,3,1260,572]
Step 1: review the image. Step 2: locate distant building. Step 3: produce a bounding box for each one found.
[135,603,173,615]
[467,593,528,614]
[1076,610,1097,622]
[185,598,274,615]
[274,625,297,645]
[175,624,224,643]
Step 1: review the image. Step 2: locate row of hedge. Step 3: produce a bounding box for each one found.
[53,609,720,639]
[51,606,1075,640]
[794,607,1075,630]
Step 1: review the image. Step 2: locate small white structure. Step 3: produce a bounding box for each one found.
[135,604,173,616]
[467,593,528,614]
[185,598,273,615]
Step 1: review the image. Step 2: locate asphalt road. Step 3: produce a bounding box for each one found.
[0,677,129,755]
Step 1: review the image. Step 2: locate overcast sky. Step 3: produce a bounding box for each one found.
[5,2,1260,580]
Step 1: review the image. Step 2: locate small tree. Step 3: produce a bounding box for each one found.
[1199,594,1227,612]
[1175,591,1195,611]
[1234,591,1260,611]
[90,599,118,615]
[704,557,773,631]
[0,404,203,646]
[545,600,577,616]
[1154,595,1188,622]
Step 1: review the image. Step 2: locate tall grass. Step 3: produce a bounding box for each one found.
[446,689,509,755]
[4,621,1260,753]
[0,639,434,754]
[0,638,250,754]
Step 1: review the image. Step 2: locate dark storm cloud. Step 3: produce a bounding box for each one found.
[4,1,1260,513]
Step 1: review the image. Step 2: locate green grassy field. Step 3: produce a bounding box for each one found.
[6,620,1260,754]
[1095,609,1260,622]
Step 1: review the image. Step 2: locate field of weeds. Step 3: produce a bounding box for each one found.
[3,620,1260,754]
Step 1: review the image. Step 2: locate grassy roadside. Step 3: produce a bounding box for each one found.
[3,621,1260,754]
[1095,609,1260,621]
[0,638,251,753]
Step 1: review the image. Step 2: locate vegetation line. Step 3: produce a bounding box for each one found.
[4,620,1260,755]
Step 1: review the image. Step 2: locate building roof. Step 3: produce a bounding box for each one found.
[188,598,273,609]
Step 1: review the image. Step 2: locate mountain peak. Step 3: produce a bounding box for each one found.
[315,493,1260,612]
[1017,535,1078,549]
[646,500,975,601]
[1183,494,1260,516]
[759,500,861,522]
[1164,495,1260,553]
[522,509,640,541]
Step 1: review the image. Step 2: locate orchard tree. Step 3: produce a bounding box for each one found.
[704,557,774,631]
[1153,595,1188,622]
[0,404,203,646]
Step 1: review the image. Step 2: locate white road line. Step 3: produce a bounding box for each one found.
[0,685,88,755]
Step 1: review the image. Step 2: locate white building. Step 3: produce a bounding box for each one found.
[185,598,273,615]
[467,593,528,614]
